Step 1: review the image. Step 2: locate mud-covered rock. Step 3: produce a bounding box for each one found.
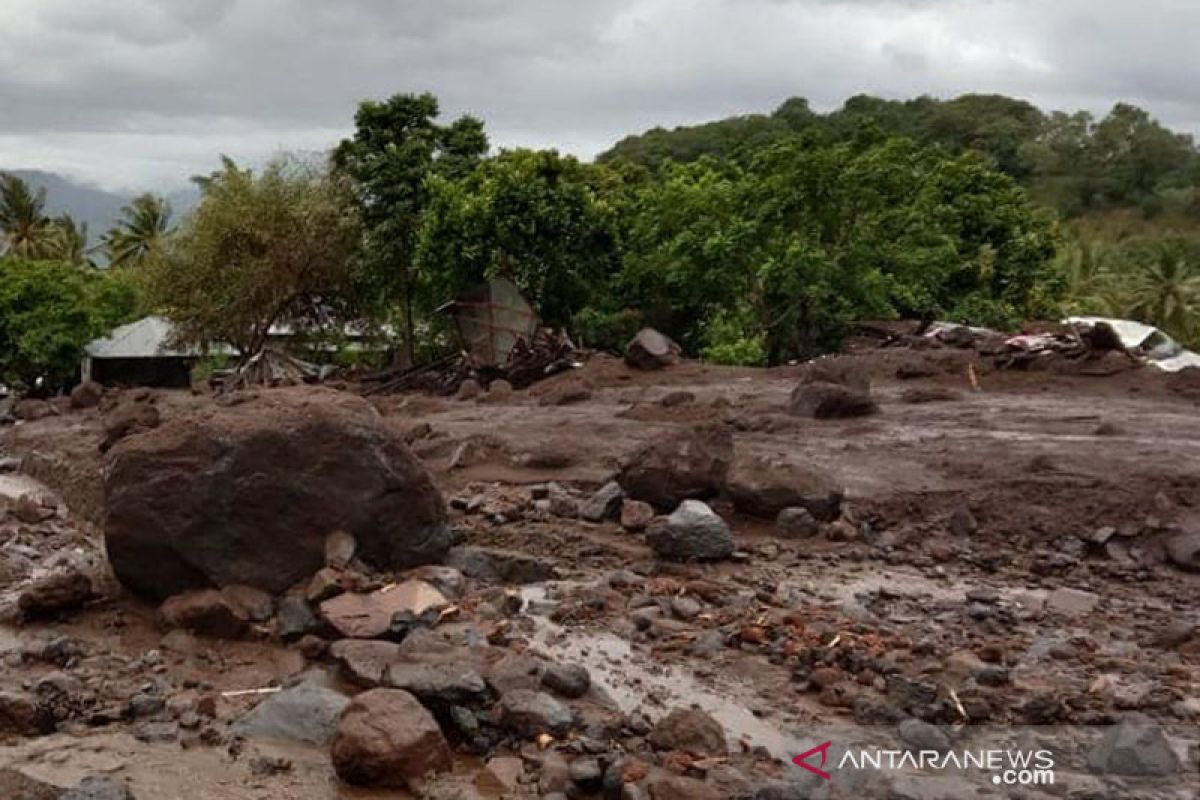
[0,690,54,736]
[1087,714,1181,776]
[648,707,727,755]
[160,590,248,638]
[1165,529,1200,572]
[580,481,625,522]
[233,680,350,745]
[331,688,452,789]
[618,425,733,511]
[99,399,160,452]
[726,456,843,520]
[776,507,819,538]
[498,689,573,737]
[645,500,734,561]
[17,569,94,620]
[620,499,655,531]
[60,775,136,800]
[445,546,559,584]
[625,328,680,370]
[104,389,450,600]
[788,381,877,419]
[69,381,104,410]
[541,663,591,699]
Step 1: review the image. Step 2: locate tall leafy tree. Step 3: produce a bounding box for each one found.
[332,92,488,365]
[141,156,362,357]
[417,149,621,328]
[0,258,136,391]
[104,193,172,268]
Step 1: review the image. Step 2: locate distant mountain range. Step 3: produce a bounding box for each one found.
[1,169,199,245]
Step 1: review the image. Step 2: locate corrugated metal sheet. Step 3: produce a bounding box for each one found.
[448,278,538,367]
[84,316,198,359]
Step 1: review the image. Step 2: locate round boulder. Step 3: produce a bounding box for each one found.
[331,688,452,789]
[104,389,450,600]
[617,425,733,512]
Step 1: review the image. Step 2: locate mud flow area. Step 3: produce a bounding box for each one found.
[1,344,1199,799]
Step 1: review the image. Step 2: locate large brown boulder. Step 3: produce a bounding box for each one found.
[104,389,450,600]
[725,456,843,520]
[331,688,452,789]
[617,425,733,511]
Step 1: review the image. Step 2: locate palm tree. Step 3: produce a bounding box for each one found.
[0,172,57,258]
[1125,241,1200,344]
[103,193,172,268]
[45,214,93,267]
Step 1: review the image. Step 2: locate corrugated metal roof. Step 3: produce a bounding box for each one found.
[84,316,198,359]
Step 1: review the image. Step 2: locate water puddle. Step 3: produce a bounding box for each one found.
[520,584,805,760]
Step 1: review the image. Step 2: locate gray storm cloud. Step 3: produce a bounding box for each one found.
[0,0,1195,190]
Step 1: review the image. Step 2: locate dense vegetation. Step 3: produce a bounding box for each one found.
[3,91,1200,391]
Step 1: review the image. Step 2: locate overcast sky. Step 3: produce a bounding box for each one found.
[3,0,1198,192]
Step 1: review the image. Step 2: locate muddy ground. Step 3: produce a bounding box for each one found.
[1,344,1199,799]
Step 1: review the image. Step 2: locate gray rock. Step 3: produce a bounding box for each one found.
[1087,714,1182,776]
[670,596,702,620]
[498,690,573,737]
[948,505,978,537]
[1165,529,1200,572]
[541,663,591,699]
[275,596,320,641]
[444,546,559,584]
[1046,587,1099,616]
[897,718,952,753]
[547,483,579,519]
[788,381,877,419]
[385,661,489,707]
[61,776,136,800]
[232,682,350,745]
[580,481,625,523]
[776,507,819,538]
[645,500,734,561]
[569,756,602,789]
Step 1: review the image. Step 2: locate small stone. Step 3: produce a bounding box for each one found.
[456,378,482,400]
[319,580,447,639]
[498,690,573,737]
[1046,587,1099,617]
[541,663,591,699]
[669,596,701,621]
[645,772,721,800]
[479,756,524,793]
[898,718,952,752]
[275,596,319,642]
[160,590,247,638]
[569,757,603,789]
[547,483,580,519]
[948,505,978,537]
[325,530,357,569]
[306,567,347,603]
[645,500,734,561]
[232,681,350,745]
[220,585,274,622]
[648,707,726,755]
[620,499,655,532]
[775,507,818,538]
[0,690,53,736]
[60,775,136,800]
[581,481,625,522]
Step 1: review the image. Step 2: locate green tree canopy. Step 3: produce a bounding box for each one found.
[333,92,488,363]
[417,149,622,328]
[140,157,361,357]
[0,258,136,391]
